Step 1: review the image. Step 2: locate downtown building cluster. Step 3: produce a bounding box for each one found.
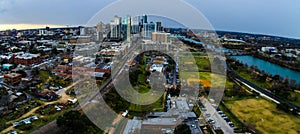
[81,15,168,43]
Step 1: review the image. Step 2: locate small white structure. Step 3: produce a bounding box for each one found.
[149,64,163,73]
[68,98,78,104]
[122,110,128,117]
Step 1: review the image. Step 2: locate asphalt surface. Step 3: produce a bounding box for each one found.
[202,99,234,134]
[231,72,300,110]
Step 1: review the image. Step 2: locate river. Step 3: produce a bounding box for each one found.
[231,55,300,84]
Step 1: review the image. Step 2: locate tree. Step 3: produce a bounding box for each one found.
[243,121,256,132]
[52,47,58,55]
[276,102,290,112]
[17,70,27,77]
[174,124,191,134]
[57,110,101,134]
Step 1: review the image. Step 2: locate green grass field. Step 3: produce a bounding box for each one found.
[129,95,164,116]
[38,70,50,82]
[180,72,226,88]
[225,98,300,134]
[180,56,211,71]
[289,91,300,106]
[237,70,272,89]
[236,70,300,106]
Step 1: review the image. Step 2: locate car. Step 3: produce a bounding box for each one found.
[224,118,230,122]
[218,111,224,114]
[213,125,221,130]
[13,122,19,127]
[205,113,211,117]
[31,115,38,120]
[220,114,226,117]
[211,104,218,108]
[201,108,207,111]
[208,119,215,124]
[23,119,31,124]
[7,131,18,134]
[228,122,234,127]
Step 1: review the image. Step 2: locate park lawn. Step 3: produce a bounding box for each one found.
[195,58,211,71]
[129,95,164,115]
[180,72,226,88]
[225,80,234,89]
[10,106,73,134]
[225,98,300,134]
[289,91,300,106]
[237,70,272,89]
[192,52,208,57]
[179,56,211,71]
[39,70,50,82]
[218,103,244,133]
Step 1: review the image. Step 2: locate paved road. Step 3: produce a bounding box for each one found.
[201,98,234,134]
[230,72,300,111]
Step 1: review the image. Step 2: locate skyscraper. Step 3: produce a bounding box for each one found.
[131,16,140,34]
[110,15,121,40]
[142,14,147,24]
[96,22,110,42]
[156,22,163,32]
[143,22,155,39]
[123,15,131,41]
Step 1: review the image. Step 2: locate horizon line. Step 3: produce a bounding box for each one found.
[0,23,299,40]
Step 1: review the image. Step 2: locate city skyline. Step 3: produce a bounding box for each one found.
[0,0,299,39]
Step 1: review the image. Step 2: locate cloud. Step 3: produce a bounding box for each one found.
[0,0,15,13]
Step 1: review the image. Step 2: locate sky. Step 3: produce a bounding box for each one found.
[0,0,299,39]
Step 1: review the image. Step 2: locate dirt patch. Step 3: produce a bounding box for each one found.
[184,62,194,65]
[187,78,211,87]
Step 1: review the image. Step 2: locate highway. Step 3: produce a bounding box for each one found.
[228,70,300,112]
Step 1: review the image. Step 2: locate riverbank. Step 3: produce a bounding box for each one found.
[230,55,300,85]
[251,52,300,72]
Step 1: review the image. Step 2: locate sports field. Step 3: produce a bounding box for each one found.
[225,98,300,134]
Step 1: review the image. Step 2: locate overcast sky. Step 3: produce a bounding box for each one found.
[0,0,299,38]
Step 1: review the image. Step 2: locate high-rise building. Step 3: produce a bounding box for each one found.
[110,15,122,40]
[96,22,110,42]
[131,16,140,34]
[142,14,148,24]
[143,22,155,39]
[126,17,131,41]
[156,22,163,32]
[80,27,86,36]
[121,15,131,41]
[152,32,171,44]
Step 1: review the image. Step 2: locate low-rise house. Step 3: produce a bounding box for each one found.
[4,73,22,85]
[13,53,41,66]
[37,91,58,101]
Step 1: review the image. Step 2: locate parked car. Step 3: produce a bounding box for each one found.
[201,108,207,111]
[208,119,215,124]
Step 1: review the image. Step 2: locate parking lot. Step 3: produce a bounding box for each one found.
[200,98,235,134]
